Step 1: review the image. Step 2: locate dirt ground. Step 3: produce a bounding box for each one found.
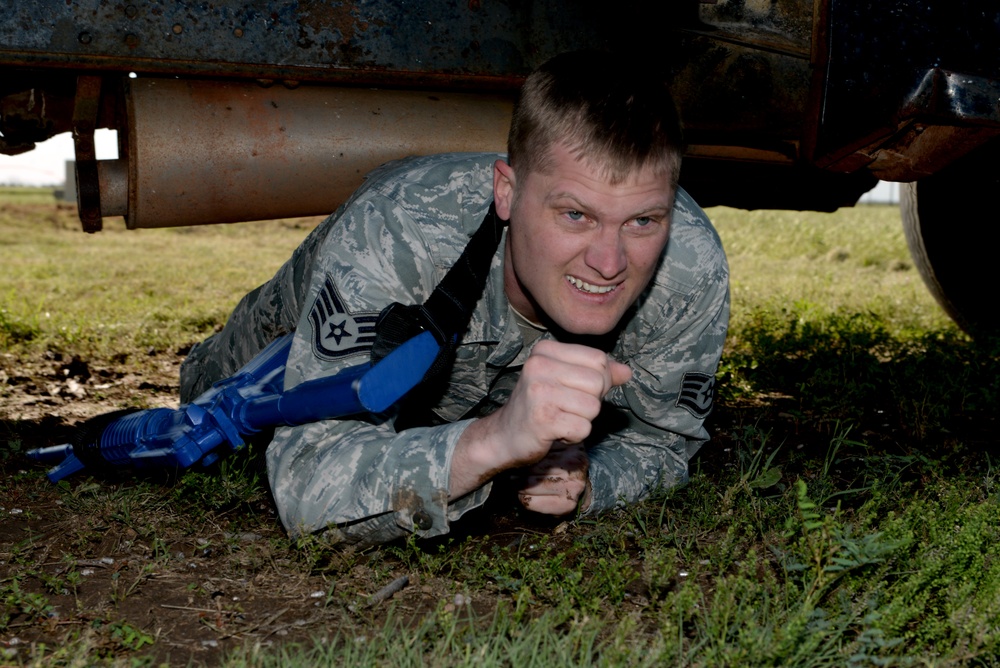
[0,347,630,665]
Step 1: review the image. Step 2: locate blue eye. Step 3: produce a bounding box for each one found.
[566,210,584,221]
[635,216,652,227]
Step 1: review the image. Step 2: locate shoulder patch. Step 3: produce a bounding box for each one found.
[675,371,715,419]
[308,276,380,360]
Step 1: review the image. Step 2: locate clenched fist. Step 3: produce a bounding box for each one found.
[449,339,631,505]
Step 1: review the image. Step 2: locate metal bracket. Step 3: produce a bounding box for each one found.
[72,75,103,233]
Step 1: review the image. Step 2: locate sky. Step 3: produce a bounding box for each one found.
[0,130,119,186]
[858,180,900,205]
[0,130,900,203]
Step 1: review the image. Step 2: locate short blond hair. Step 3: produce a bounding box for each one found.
[508,50,685,186]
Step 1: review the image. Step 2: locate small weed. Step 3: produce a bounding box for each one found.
[0,307,40,346]
[172,441,268,518]
[110,563,157,605]
[99,619,155,651]
[35,561,79,598]
[779,479,901,608]
[2,579,55,627]
[0,436,24,461]
[821,421,865,478]
[735,424,784,492]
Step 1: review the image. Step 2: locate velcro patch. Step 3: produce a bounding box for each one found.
[675,371,715,418]
[308,276,379,360]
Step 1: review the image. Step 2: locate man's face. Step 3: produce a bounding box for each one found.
[494,143,675,336]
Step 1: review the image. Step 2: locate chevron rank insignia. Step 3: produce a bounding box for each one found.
[675,371,715,418]
[309,276,379,360]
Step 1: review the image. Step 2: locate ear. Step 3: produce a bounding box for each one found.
[492,159,516,220]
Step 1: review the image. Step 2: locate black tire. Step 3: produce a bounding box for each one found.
[900,137,1000,340]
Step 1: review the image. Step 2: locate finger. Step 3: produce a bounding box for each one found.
[523,374,604,436]
[526,404,595,446]
[609,359,632,387]
[533,339,611,369]
[532,341,632,397]
[519,454,588,490]
[523,353,608,401]
[533,341,627,390]
[518,489,583,516]
[519,474,587,496]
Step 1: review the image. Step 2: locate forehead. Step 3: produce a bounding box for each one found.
[524,143,675,205]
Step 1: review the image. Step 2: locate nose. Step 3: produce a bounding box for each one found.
[584,227,627,279]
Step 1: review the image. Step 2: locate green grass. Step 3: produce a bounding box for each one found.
[0,191,318,359]
[222,440,1000,666]
[712,204,953,337]
[2,191,999,666]
[0,187,62,204]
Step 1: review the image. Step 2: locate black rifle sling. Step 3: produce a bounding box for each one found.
[369,202,507,387]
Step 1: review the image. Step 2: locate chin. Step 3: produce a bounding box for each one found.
[552,313,620,337]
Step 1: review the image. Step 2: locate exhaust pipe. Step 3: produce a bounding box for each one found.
[96,78,512,228]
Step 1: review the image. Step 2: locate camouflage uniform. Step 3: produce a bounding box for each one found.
[180,152,730,547]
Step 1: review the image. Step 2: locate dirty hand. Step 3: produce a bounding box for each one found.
[516,441,591,516]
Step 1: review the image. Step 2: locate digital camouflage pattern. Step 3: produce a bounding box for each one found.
[180,152,730,547]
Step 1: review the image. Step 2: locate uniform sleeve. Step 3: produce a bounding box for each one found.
[582,220,730,516]
[178,221,330,402]
[266,190,493,546]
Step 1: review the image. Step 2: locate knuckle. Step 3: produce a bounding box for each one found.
[580,394,602,420]
[530,398,561,426]
[523,354,543,373]
[584,368,606,396]
[522,353,555,381]
[533,339,557,355]
[564,421,592,445]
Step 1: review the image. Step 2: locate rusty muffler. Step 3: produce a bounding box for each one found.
[96,78,512,228]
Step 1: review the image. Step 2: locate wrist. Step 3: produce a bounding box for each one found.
[449,414,511,499]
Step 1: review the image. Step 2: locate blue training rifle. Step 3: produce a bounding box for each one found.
[27,329,441,482]
[27,203,506,483]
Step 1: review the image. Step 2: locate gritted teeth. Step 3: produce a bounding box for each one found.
[566,275,617,294]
